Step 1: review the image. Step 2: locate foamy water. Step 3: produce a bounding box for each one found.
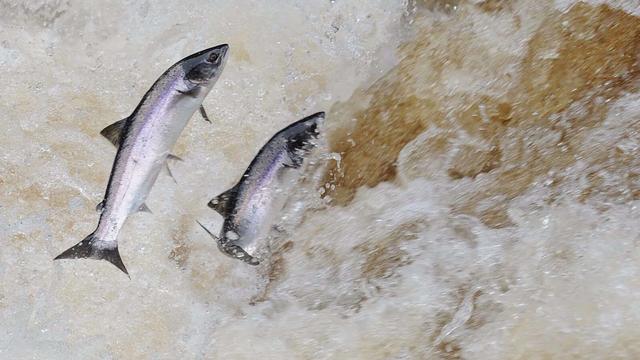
[2,0,640,359]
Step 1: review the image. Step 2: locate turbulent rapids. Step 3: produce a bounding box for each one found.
[1,0,640,358]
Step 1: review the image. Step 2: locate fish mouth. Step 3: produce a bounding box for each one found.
[213,43,229,57]
[203,43,229,64]
[180,43,230,66]
[219,242,260,266]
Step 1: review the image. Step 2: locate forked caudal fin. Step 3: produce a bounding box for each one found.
[54,233,129,276]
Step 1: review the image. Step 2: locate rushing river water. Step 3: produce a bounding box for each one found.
[1,0,640,358]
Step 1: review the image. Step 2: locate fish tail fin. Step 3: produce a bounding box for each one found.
[54,232,129,276]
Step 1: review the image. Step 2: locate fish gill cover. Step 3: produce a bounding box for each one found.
[1,0,640,359]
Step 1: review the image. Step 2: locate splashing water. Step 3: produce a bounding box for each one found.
[1,0,640,358]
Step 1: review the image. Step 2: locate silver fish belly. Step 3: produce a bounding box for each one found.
[200,112,325,265]
[54,44,229,275]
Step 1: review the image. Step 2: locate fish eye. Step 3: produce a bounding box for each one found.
[207,52,219,63]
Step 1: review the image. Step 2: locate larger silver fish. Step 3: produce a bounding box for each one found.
[55,44,229,275]
[199,112,325,265]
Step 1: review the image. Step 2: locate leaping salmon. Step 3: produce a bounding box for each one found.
[54,44,229,275]
[199,112,325,265]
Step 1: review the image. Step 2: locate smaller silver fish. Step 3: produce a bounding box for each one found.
[199,112,325,265]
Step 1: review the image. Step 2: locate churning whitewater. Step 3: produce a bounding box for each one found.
[1,0,640,359]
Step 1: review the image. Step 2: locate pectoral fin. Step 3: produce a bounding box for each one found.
[196,220,219,241]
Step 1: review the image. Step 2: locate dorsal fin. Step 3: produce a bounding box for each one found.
[101,118,182,182]
[207,184,239,217]
[100,118,128,147]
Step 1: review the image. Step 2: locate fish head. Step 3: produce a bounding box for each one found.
[180,44,229,91]
[284,111,325,158]
[295,111,324,139]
